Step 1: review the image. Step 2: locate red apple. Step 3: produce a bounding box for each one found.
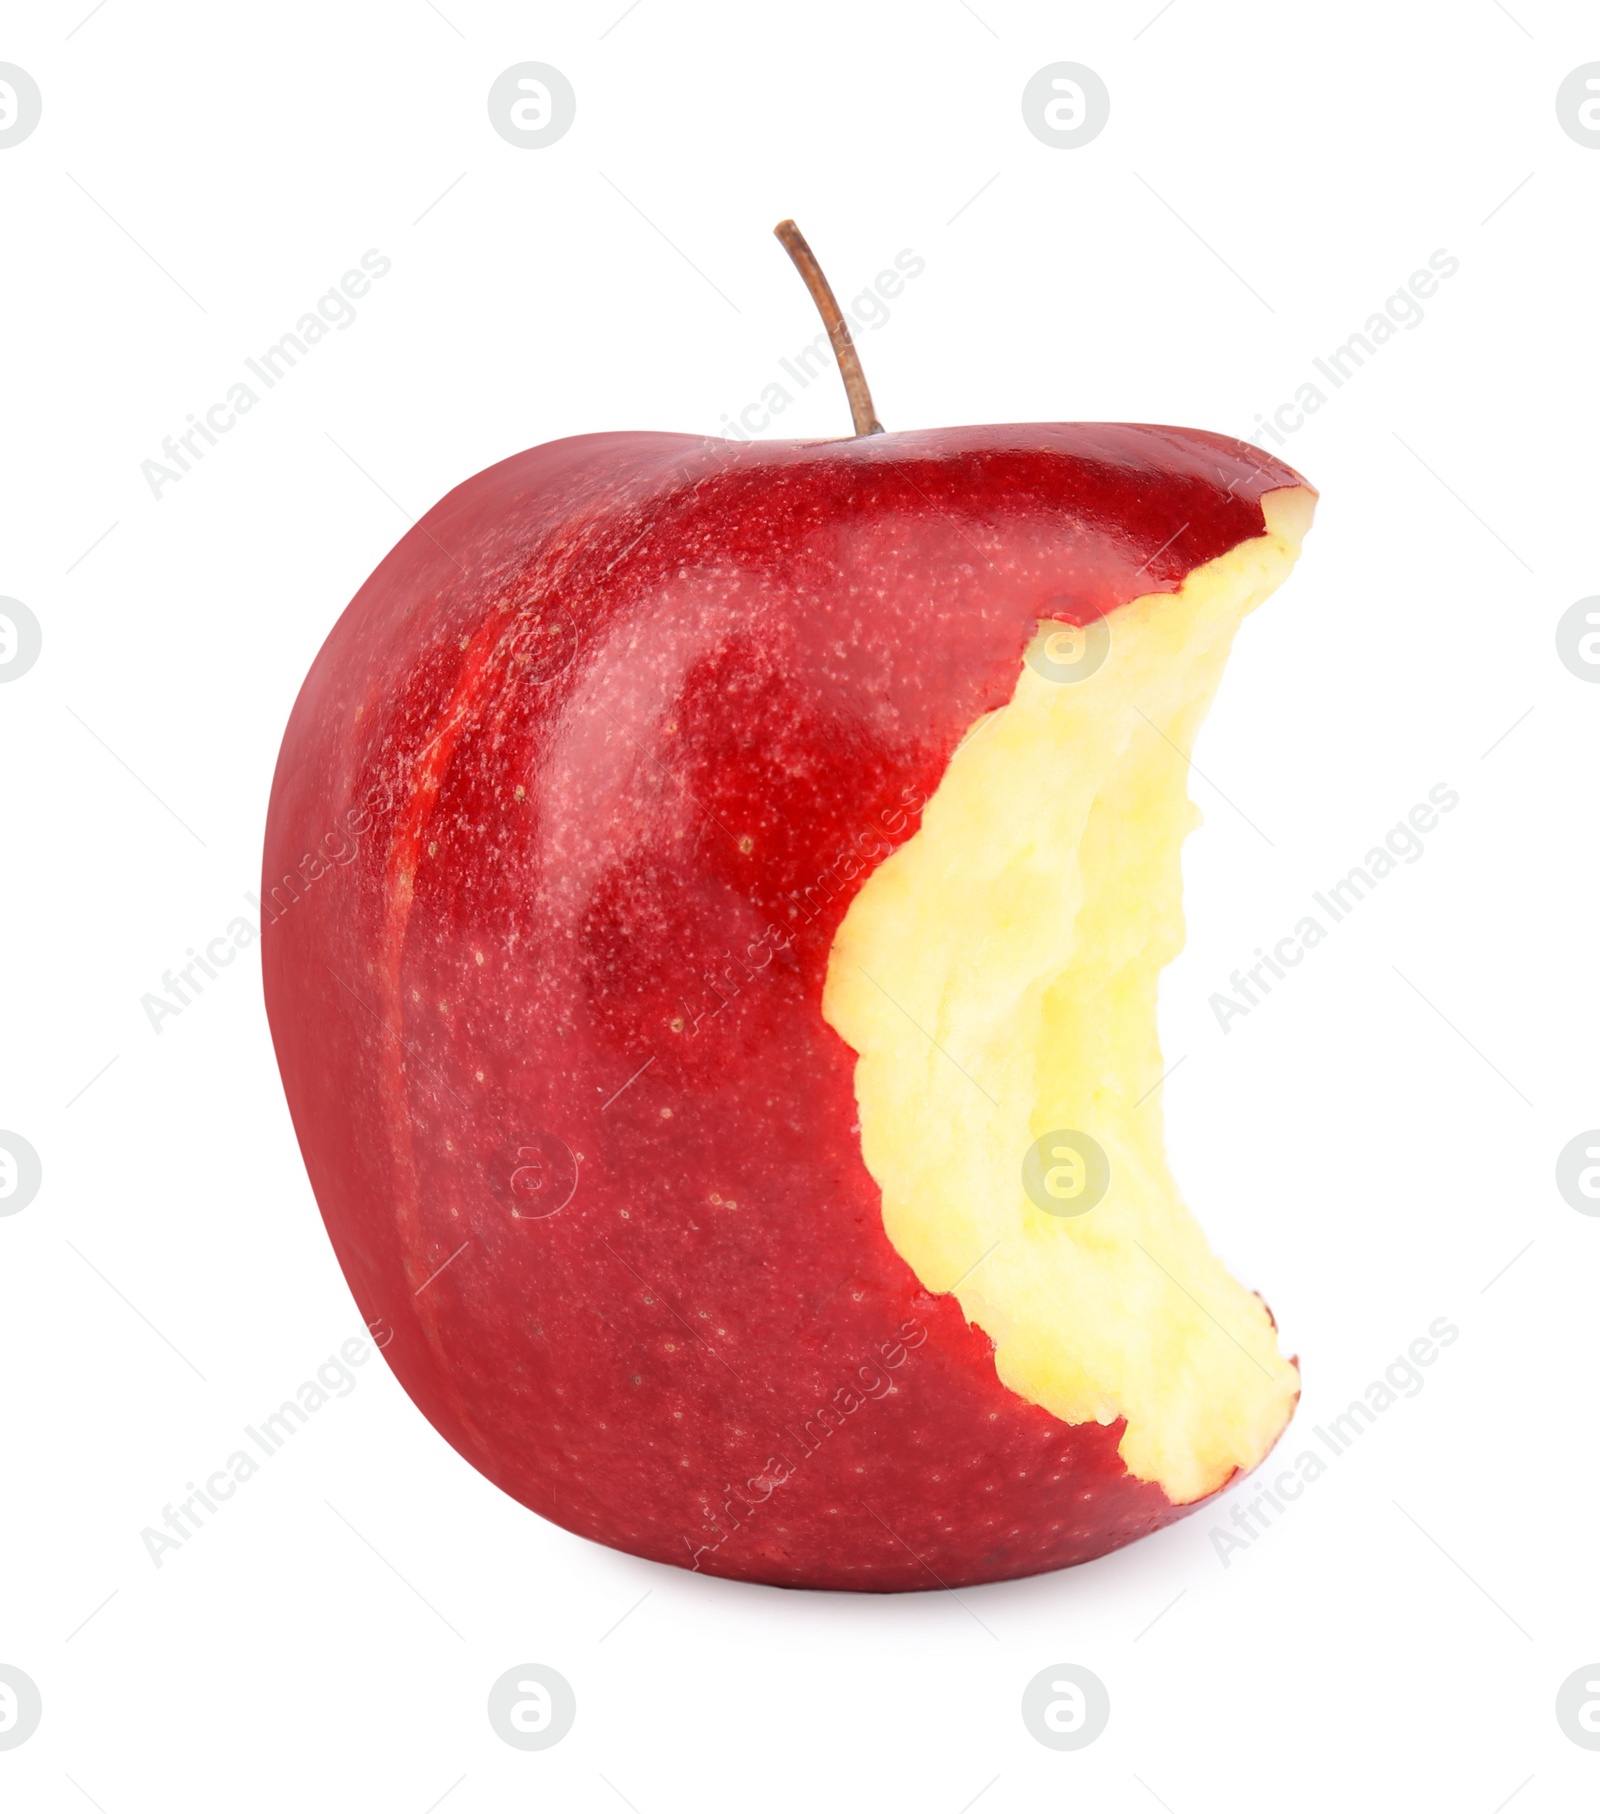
[264,230,1314,1590]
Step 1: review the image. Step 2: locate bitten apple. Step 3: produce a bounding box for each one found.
[263,226,1313,1590]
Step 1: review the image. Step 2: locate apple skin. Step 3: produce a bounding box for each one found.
[263,424,1307,1591]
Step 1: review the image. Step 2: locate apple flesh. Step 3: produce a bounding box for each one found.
[263,424,1313,1590]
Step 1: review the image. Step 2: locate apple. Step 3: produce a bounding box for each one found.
[263,225,1314,1590]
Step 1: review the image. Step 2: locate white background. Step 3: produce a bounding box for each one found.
[2,1,1596,1808]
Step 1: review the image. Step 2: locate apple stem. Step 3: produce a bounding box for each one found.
[773,220,884,438]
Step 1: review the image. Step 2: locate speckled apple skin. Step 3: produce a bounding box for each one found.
[262,425,1307,1591]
